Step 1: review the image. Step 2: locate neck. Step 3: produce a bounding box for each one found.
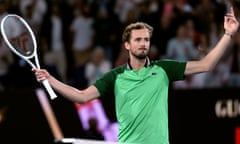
[129,56,147,70]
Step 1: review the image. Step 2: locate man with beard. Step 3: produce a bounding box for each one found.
[33,7,239,144]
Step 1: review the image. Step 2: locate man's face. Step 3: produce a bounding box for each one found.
[125,28,150,59]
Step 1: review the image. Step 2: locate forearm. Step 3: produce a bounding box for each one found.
[33,68,100,103]
[47,76,87,103]
[202,33,232,71]
[185,34,232,75]
[202,7,239,71]
[185,7,239,75]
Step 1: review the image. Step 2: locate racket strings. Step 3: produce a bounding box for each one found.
[8,31,33,56]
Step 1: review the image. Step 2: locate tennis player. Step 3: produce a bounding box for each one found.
[33,7,239,144]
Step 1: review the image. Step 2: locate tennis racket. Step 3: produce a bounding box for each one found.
[0,14,57,100]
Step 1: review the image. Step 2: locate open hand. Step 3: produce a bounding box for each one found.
[224,7,239,35]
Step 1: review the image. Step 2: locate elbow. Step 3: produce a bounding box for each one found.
[81,97,91,104]
[70,90,89,104]
[77,99,87,104]
[208,65,216,72]
[76,96,89,104]
[75,90,95,104]
[72,86,99,104]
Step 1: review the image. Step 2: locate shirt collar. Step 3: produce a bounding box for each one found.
[126,57,151,70]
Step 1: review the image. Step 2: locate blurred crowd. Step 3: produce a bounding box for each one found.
[0,0,240,91]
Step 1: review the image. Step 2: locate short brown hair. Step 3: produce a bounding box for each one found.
[122,22,153,42]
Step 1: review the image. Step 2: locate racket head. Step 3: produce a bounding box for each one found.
[0,14,37,59]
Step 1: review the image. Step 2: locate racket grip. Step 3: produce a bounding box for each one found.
[42,80,57,100]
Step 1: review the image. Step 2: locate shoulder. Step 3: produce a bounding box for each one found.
[151,59,187,81]
[151,59,185,65]
[93,65,126,97]
[151,59,187,70]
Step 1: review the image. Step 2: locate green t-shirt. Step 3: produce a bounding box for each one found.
[94,59,186,144]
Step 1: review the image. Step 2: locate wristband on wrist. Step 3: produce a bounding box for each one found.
[225,32,232,38]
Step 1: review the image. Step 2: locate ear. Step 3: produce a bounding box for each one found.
[124,42,130,50]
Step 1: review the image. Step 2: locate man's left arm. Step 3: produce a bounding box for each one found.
[185,7,239,75]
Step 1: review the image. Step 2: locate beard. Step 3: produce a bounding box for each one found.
[131,49,149,60]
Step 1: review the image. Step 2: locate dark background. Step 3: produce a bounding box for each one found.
[0,0,240,144]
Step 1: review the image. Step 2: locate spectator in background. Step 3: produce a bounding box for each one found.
[70,2,94,68]
[68,1,94,89]
[41,3,67,82]
[152,0,175,57]
[92,6,114,62]
[173,75,196,89]
[203,59,230,88]
[85,46,112,85]
[185,18,201,47]
[0,0,13,91]
[0,35,14,91]
[165,23,197,61]
[91,0,122,64]
[194,0,216,34]
[20,0,47,35]
[226,32,240,86]
[114,0,137,24]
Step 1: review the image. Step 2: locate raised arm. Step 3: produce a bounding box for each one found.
[32,68,100,103]
[185,7,239,75]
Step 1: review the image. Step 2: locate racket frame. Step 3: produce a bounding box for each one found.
[0,14,57,100]
[1,14,40,69]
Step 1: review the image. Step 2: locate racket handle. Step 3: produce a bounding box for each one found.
[42,80,58,100]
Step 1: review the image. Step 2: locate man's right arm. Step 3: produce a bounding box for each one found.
[32,68,100,103]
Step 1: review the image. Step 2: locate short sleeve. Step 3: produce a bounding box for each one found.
[154,59,187,81]
[93,66,125,97]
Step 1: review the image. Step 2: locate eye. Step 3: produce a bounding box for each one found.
[135,38,141,42]
[144,38,150,42]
